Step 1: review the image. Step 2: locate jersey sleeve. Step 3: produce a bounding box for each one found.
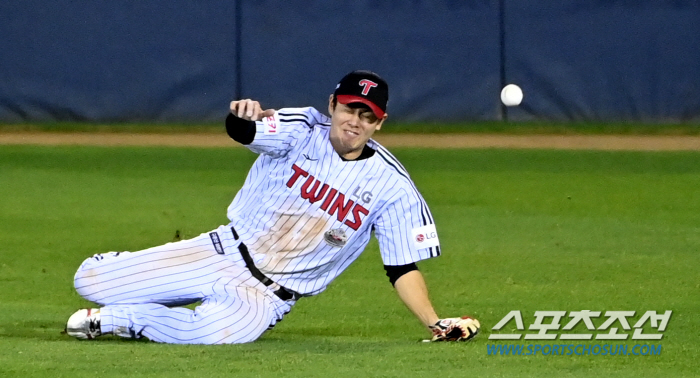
[373,186,441,266]
[245,107,329,158]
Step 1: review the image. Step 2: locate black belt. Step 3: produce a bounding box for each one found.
[232,228,301,301]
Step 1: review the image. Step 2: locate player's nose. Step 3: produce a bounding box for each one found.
[347,111,360,127]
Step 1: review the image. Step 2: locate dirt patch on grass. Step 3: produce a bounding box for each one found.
[2,132,700,151]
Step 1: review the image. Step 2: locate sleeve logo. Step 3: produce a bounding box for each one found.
[263,113,279,135]
[412,224,439,249]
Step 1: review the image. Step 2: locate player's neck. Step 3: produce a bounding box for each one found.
[338,144,375,161]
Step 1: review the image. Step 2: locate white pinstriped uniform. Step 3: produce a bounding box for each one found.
[73,106,440,344]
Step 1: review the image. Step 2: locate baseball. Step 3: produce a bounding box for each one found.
[500,84,523,106]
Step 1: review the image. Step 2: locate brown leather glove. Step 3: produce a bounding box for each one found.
[429,316,480,342]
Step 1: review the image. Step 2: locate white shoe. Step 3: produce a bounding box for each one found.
[66,308,102,339]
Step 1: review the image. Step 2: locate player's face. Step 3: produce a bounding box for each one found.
[328,96,387,160]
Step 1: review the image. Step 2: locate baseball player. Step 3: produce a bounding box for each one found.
[66,70,480,344]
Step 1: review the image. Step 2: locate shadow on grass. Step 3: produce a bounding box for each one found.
[0,320,153,343]
[0,319,68,341]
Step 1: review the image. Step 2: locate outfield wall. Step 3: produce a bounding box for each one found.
[1,1,699,123]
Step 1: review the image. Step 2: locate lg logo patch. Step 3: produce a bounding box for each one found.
[415,232,436,243]
[411,225,440,249]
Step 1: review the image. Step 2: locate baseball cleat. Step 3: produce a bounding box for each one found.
[66,308,102,339]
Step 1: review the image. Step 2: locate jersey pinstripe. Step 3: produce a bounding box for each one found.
[226,107,440,296]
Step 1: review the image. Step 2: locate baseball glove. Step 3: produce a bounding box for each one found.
[428,316,480,342]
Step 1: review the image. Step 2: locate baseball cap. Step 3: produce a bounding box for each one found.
[334,70,389,118]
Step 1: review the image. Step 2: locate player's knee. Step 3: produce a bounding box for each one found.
[73,267,100,303]
[73,253,119,303]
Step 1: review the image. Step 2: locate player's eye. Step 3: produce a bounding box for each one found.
[360,112,377,123]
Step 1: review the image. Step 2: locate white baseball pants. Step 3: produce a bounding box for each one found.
[73,225,293,344]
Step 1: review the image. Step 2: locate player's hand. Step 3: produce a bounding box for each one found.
[230,99,275,122]
[428,316,480,342]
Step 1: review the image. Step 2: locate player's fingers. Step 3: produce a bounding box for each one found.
[248,101,262,121]
[238,99,252,119]
[230,99,270,121]
[230,100,246,118]
[246,101,255,119]
[230,100,241,115]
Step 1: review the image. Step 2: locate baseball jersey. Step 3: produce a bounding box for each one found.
[226,107,440,296]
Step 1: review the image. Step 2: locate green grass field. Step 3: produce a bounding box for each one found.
[1,145,698,377]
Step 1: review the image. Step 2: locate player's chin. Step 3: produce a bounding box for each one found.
[336,136,356,148]
[344,133,371,147]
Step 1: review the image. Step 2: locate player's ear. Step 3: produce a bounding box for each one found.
[328,94,336,114]
[374,113,388,131]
